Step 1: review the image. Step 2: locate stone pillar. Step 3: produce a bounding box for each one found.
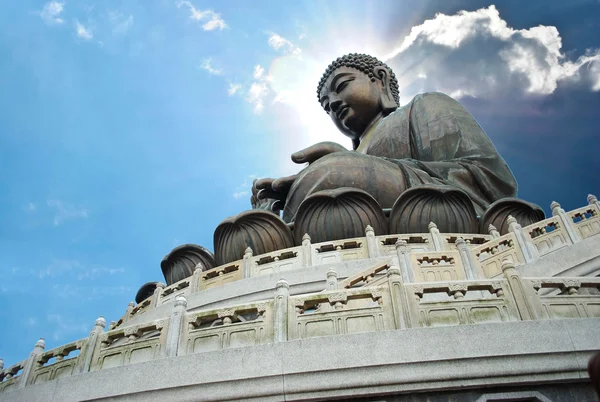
[19,338,45,388]
[395,239,413,283]
[301,234,313,267]
[242,247,254,279]
[387,261,411,329]
[428,222,443,251]
[455,237,477,279]
[191,264,203,293]
[488,224,501,239]
[165,295,187,358]
[76,316,106,374]
[551,201,581,244]
[588,194,600,211]
[151,282,166,307]
[501,260,541,320]
[326,268,338,290]
[365,225,379,258]
[507,216,537,263]
[273,279,289,343]
[0,357,4,371]
[123,301,135,323]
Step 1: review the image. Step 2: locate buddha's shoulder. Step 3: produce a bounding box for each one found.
[403,92,466,119]
[407,92,458,107]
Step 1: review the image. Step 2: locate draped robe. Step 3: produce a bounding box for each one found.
[280,92,518,223]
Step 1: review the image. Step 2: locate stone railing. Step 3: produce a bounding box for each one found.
[3,258,599,394]
[103,196,600,326]
[2,196,600,394]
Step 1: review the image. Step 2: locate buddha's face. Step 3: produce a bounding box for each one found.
[319,66,384,141]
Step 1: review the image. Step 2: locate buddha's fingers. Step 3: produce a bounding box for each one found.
[254,178,276,190]
[272,175,297,192]
[292,142,347,164]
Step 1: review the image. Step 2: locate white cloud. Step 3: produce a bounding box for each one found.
[383,5,600,99]
[232,191,249,199]
[25,317,38,326]
[74,20,93,40]
[247,81,270,114]
[200,58,222,75]
[227,82,241,96]
[47,199,88,225]
[268,33,301,55]
[38,258,125,280]
[40,1,64,25]
[176,1,227,31]
[253,65,265,79]
[109,11,134,35]
[232,174,258,199]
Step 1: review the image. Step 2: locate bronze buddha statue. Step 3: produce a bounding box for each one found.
[150,52,545,285]
[215,53,543,265]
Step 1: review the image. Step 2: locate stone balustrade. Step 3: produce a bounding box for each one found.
[2,196,599,395]
[3,258,600,394]
[84,196,600,327]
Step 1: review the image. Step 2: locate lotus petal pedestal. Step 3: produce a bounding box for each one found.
[161,244,216,285]
[389,185,478,234]
[479,197,545,235]
[293,187,388,245]
[214,210,294,265]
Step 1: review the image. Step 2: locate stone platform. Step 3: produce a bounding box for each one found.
[1,196,599,401]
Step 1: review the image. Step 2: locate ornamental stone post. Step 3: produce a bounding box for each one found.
[501,260,541,320]
[507,216,537,263]
[387,261,412,329]
[191,265,203,293]
[428,222,444,251]
[165,295,187,358]
[326,268,338,290]
[455,237,477,279]
[151,282,166,307]
[19,338,45,388]
[273,279,289,342]
[123,301,135,323]
[301,234,313,267]
[365,225,379,258]
[395,239,413,283]
[488,224,501,239]
[243,247,254,279]
[76,316,106,374]
[588,194,600,211]
[551,201,581,244]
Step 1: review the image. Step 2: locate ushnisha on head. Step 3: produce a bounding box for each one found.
[317,53,400,146]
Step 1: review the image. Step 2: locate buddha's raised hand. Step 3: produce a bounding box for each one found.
[253,142,348,211]
[290,141,348,164]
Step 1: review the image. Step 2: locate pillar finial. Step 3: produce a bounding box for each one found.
[95,316,107,328]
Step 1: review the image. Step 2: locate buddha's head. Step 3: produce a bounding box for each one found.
[317,53,399,148]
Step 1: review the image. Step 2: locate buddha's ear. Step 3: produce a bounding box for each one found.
[373,66,398,113]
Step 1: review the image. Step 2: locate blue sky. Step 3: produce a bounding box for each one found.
[1,0,599,366]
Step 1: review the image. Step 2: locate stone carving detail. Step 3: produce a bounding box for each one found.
[293,188,387,245]
[214,210,294,265]
[412,285,424,298]
[161,244,216,286]
[327,293,348,303]
[530,280,542,291]
[563,279,581,288]
[389,185,478,234]
[448,284,468,292]
[479,198,545,235]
